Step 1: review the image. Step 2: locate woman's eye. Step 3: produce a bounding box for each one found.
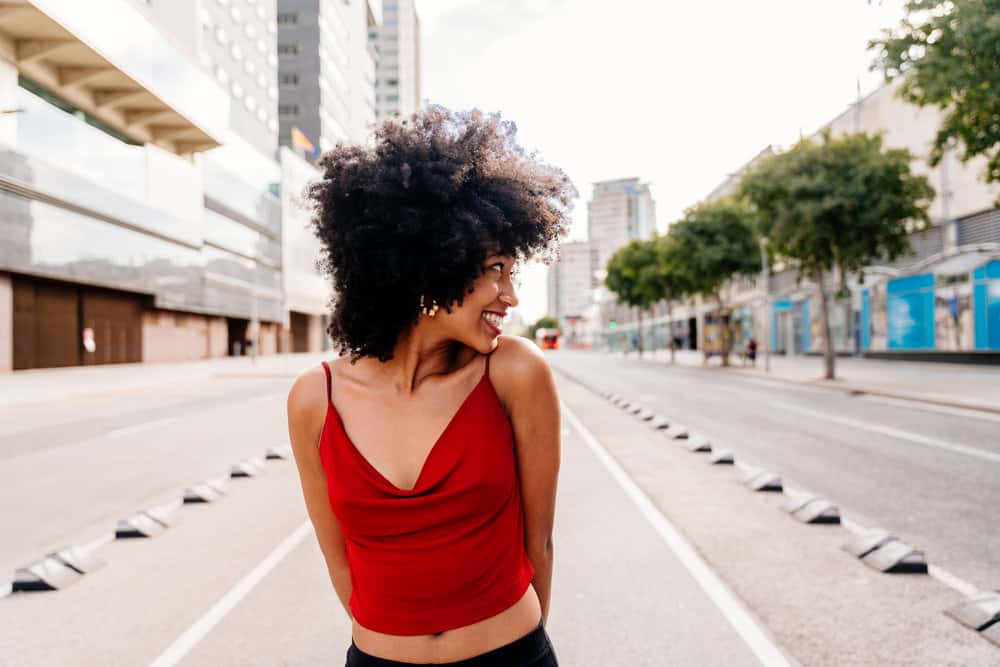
[489,262,504,273]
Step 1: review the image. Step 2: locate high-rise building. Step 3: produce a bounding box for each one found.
[129,0,279,159]
[371,0,421,121]
[588,177,656,274]
[547,241,598,324]
[276,0,377,156]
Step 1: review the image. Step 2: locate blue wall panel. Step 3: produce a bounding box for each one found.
[887,273,935,350]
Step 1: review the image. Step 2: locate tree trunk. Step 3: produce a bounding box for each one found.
[716,294,730,367]
[668,301,675,365]
[636,307,644,358]
[813,264,835,380]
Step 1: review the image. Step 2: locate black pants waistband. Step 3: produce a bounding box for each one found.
[345,621,552,666]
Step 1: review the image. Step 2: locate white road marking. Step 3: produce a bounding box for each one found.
[773,401,1000,465]
[107,417,177,438]
[147,520,313,667]
[859,395,1000,423]
[562,402,793,667]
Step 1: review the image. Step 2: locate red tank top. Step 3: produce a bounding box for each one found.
[318,354,536,635]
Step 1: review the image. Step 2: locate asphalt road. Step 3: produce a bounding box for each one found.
[0,359,771,666]
[547,350,1000,595]
[1,352,997,665]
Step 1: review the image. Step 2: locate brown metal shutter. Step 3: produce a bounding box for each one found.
[290,311,309,353]
[81,288,143,365]
[12,277,80,370]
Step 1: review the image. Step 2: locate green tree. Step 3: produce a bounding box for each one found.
[740,131,934,380]
[650,235,697,364]
[605,239,661,357]
[523,315,559,342]
[668,199,760,366]
[870,0,1000,187]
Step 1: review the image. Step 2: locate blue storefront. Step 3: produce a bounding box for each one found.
[973,260,1000,350]
[858,259,1000,352]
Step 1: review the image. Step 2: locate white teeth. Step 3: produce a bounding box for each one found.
[482,312,503,329]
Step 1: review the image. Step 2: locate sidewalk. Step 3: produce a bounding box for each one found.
[0,352,329,408]
[614,348,1000,413]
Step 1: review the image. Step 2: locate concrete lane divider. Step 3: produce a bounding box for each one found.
[116,499,182,539]
[664,423,689,439]
[944,593,1000,635]
[231,456,267,478]
[860,540,928,574]
[11,544,107,593]
[265,443,293,460]
[708,449,735,465]
[184,482,224,504]
[744,470,783,492]
[650,415,671,430]
[637,409,655,421]
[683,434,712,453]
[842,530,896,559]
[782,492,841,524]
[627,404,643,416]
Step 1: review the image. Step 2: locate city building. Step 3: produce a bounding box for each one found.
[130,0,279,160]
[587,178,657,335]
[588,177,656,272]
[0,0,341,372]
[277,0,377,155]
[370,0,421,121]
[546,241,598,342]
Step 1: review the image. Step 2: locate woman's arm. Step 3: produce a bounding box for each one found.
[492,337,561,625]
[287,368,354,620]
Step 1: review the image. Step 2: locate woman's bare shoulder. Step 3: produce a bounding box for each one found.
[487,336,555,406]
[286,362,332,447]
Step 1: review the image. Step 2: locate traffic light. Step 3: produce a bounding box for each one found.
[609,320,617,329]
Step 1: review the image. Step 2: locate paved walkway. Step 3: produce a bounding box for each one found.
[608,348,1000,413]
[0,353,330,408]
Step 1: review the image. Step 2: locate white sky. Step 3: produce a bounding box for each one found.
[417,0,908,323]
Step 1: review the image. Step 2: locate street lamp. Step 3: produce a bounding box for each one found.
[758,237,771,373]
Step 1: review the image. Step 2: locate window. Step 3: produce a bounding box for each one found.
[278,43,299,55]
[244,96,257,111]
[387,78,398,86]
[386,94,398,102]
[214,26,229,45]
[278,104,299,116]
[280,73,300,85]
[277,12,298,24]
[231,81,244,99]
[230,43,244,61]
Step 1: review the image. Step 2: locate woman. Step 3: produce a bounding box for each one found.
[286,107,575,666]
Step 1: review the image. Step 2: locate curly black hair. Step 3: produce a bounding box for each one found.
[307,106,576,362]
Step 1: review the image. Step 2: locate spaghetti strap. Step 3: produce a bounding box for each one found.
[320,361,332,403]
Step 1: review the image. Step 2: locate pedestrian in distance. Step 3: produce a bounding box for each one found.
[744,337,758,367]
[286,106,575,666]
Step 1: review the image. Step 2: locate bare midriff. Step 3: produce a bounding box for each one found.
[351,584,542,663]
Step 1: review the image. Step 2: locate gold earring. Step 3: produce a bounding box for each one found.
[420,295,439,317]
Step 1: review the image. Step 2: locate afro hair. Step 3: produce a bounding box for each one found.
[307,106,576,362]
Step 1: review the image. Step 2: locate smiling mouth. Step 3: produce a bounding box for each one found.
[481,311,504,334]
